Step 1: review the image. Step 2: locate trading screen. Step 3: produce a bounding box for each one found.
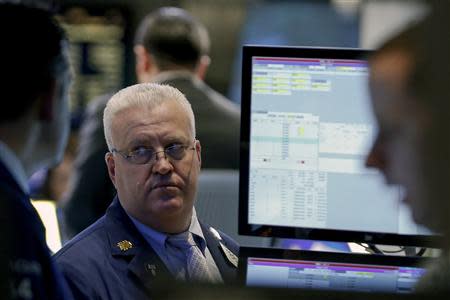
[245,257,426,293]
[248,56,430,235]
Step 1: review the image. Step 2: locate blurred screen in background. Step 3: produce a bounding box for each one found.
[228,0,360,103]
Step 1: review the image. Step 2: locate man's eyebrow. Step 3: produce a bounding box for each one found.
[164,136,189,144]
[127,138,152,148]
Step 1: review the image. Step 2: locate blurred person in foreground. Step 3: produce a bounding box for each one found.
[0,3,72,299]
[54,83,239,299]
[365,1,450,293]
[61,6,240,239]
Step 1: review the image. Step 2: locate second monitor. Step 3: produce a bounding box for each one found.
[239,45,438,247]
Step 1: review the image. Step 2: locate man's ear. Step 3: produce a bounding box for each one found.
[38,79,57,121]
[195,55,210,81]
[134,45,154,82]
[195,140,202,168]
[105,152,117,188]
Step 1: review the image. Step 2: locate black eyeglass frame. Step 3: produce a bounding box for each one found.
[111,139,197,165]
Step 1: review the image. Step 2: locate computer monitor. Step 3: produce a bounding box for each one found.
[239,45,440,247]
[238,247,434,293]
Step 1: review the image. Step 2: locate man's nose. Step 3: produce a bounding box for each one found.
[365,148,377,168]
[152,151,173,174]
[365,138,385,170]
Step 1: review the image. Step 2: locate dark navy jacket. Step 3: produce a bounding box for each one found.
[0,160,72,300]
[54,197,239,300]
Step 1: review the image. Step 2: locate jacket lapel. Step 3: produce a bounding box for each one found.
[105,198,172,292]
[126,246,172,291]
[200,222,238,283]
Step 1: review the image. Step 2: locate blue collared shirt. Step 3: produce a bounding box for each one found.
[128,209,222,282]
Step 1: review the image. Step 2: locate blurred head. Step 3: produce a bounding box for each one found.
[134,6,211,83]
[103,83,201,233]
[0,4,71,174]
[366,9,450,237]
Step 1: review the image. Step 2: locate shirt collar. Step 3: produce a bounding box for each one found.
[189,209,207,252]
[151,70,196,84]
[128,208,207,252]
[0,140,29,194]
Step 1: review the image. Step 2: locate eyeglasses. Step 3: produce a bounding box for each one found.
[111,141,196,165]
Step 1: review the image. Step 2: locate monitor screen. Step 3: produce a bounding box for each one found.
[239,247,432,293]
[239,45,439,247]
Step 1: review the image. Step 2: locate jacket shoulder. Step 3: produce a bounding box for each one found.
[54,218,109,299]
[54,216,108,264]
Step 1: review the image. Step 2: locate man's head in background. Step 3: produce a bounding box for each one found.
[366,3,450,241]
[0,3,72,175]
[134,6,211,83]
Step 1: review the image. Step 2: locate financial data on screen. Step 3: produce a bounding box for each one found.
[248,56,429,236]
[245,257,426,293]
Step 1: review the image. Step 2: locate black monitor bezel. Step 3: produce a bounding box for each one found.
[238,45,441,248]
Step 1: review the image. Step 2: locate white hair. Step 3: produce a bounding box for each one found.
[103,83,196,151]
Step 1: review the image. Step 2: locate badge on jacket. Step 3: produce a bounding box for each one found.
[209,226,238,268]
[219,242,238,268]
[117,240,133,251]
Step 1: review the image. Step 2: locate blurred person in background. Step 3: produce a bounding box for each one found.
[28,126,78,202]
[62,6,240,239]
[54,83,239,299]
[0,3,73,299]
[366,1,450,293]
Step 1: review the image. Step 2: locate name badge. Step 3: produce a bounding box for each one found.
[219,242,238,268]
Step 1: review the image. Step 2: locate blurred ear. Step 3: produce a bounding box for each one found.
[105,152,117,188]
[195,139,202,168]
[134,45,153,82]
[195,55,210,80]
[38,79,57,121]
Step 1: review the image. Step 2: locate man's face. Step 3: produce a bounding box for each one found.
[106,100,201,233]
[50,44,72,162]
[36,42,72,170]
[366,49,441,231]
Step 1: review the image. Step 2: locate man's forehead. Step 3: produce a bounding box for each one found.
[369,49,435,128]
[370,49,413,85]
[111,102,192,144]
[113,101,189,125]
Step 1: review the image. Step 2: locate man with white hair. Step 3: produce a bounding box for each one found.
[62,6,240,239]
[54,83,239,299]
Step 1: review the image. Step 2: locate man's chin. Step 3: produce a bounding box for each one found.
[409,205,435,231]
[153,196,185,215]
[402,194,427,226]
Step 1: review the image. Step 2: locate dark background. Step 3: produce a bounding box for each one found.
[58,0,360,111]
